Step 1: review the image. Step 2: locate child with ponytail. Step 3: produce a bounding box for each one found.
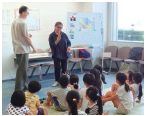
[89,68,103,96]
[126,71,134,85]
[85,86,108,115]
[62,90,86,115]
[130,72,143,103]
[102,72,133,114]
[68,74,80,91]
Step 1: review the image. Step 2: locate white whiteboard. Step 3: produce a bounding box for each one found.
[67,12,103,48]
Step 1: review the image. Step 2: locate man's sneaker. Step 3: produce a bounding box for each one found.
[52,81,59,87]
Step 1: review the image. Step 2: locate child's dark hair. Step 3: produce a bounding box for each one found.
[86,87,103,115]
[90,68,102,89]
[116,72,130,92]
[127,71,134,84]
[133,72,143,100]
[70,74,79,89]
[11,90,26,107]
[28,80,41,93]
[66,90,80,115]
[94,64,107,84]
[83,73,95,86]
[59,75,69,88]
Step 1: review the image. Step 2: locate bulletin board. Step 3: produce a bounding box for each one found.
[67,12,103,48]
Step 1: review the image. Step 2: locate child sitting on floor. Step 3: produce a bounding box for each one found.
[111,82,119,94]
[6,90,32,115]
[90,68,103,96]
[44,75,71,111]
[68,74,80,91]
[126,71,134,85]
[130,72,143,104]
[25,80,47,115]
[94,64,107,92]
[85,86,108,115]
[62,90,86,115]
[79,73,95,111]
[102,72,133,115]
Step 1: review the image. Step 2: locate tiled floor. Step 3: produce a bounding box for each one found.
[2,69,144,115]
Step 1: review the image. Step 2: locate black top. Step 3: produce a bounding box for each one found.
[49,31,71,59]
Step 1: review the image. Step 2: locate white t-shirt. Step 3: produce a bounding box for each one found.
[68,84,81,91]
[6,103,30,115]
[79,88,88,111]
[11,17,30,54]
[116,84,133,110]
[51,87,71,110]
[130,83,140,100]
[62,110,87,115]
[100,74,104,92]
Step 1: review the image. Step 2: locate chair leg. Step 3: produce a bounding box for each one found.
[104,60,108,69]
[90,59,93,68]
[70,62,76,74]
[80,61,83,73]
[39,65,43,81]
[29,67,36,78]
[43,65,51,76]
[115,61,119,70]
[109,60,112,73]
[82,60,87,69]
[67,62,70,74]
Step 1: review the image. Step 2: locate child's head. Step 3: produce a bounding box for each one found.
[59,75,69,88]
[94,64,107,84]
[70,74,79,89]
[126,71,134,84]
[90,68,101,89]
[66,90,80,115]
[28,80,41,93]
[111,82,119,92]
[83,73,95,87]
[116,72,130,92]
[85,86,103,115]
[133,72,143,99]
[11,90,26,107]
[94,64,102,74]
[133,72,143,84]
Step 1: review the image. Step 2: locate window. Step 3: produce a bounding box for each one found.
[117,2,144,42]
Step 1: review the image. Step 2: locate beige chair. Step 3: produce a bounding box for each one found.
[109,47,131,73]
[67,49,83,74]
[100,46,118,69]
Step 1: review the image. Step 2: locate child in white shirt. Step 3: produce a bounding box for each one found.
[68,74,80,91]
[79,73,95,111]
[102,72,133,114]
[130,72,143,103]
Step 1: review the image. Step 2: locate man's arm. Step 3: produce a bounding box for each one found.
[21,23,36,53]
[25,34,36,53]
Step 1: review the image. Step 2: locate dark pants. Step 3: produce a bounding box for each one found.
[15,54,28,91]
[53,58,67,82]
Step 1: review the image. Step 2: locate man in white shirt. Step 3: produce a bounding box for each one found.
[11,6,36,91]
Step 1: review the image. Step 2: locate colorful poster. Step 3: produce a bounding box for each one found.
[79,17,95,31]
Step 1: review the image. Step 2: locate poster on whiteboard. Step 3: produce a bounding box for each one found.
[67,12,103,48]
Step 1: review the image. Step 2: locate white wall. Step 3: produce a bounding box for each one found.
[2,2,84,80]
